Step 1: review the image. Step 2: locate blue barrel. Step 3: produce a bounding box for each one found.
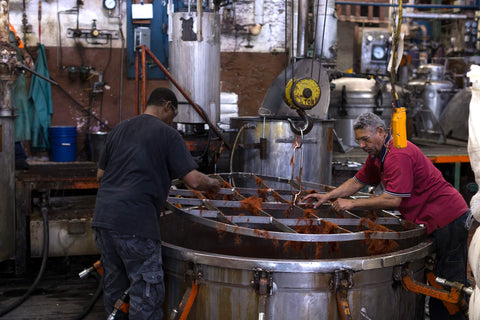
[48,126,77,162]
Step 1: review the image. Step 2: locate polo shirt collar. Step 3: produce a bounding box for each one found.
[378,132,392,164]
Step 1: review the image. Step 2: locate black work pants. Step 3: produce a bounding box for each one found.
[429,210,470,320]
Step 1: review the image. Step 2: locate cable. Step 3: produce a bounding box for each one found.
[229,122,253,187]
[0,197,50,317]
[72,272,103,320]
[103,34,113,74]
[51,77,111,130]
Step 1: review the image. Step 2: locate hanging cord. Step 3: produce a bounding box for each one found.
[72,272,103,320]
[284,0,289,87]
[390,0,403,115]
[229,122,254,187]
[291,130,304,205]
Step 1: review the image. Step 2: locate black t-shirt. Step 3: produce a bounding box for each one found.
[92,114,197,240]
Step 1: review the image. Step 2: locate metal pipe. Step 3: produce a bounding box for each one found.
[402,12,468,20]
[135,49,139,115]
[197,0,203,42]
[336,1,479,9]
[141,47,147,113]
[254,0,264,25]
[296,0,308,57]
[141,45,231,150]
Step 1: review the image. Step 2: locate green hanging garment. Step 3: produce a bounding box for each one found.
[28,44,53,150]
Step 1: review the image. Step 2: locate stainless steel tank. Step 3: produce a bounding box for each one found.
[161,173,431,320]
[406,64,455,123]
[314,0,337,62]
[229,117,334,185]
[0,116,15,262]
[169,11,220,124]
[328,77,394,147]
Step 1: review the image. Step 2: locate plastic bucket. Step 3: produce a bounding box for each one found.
[87,132,108,162]
[48,126,77,162]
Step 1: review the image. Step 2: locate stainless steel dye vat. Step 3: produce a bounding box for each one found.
[169,11,221,124]
[229,118,334,185]
[406,64,455,132]
[162,173,432,319]
[328,77,394,147]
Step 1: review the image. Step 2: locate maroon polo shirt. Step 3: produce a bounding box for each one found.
[354,138,468,234]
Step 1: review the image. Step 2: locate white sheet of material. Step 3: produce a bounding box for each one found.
[467,65,480,320]
[470,228,480,282]
[470,286,480,320]
[468,65,480,222]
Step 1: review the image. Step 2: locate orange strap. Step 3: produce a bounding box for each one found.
[179,281,199,320]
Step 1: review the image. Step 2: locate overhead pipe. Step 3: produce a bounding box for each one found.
[138,45,231,150]
[336,1,479,9]
[402,13,468,20]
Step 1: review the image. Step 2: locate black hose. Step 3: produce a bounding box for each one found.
[0,203,49,317]
[51,78,111,131]
[73,272,103,320]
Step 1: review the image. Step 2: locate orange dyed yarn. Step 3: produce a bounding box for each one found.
[359,218,399,255]
[240,196,263,216]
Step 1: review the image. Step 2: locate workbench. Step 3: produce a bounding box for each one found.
[14,162,99,274]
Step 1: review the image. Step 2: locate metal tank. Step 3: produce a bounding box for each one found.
[0,114,15,262]
[0,2,19,263]
[314,0,337,62]
[161,173,431,320]
[328,77,395,147]
[229,117,334,185]
[406,64,455,130]
[169,11,220,124]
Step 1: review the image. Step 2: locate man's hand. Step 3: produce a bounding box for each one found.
[331,198,353,212]
[207,177,221,193]
[303,193,330,209]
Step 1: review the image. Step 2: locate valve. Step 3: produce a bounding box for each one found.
[91,19,99,37]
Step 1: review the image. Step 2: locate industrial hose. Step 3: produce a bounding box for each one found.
[229,122,254,186]
[0,201,49,317]
[73,272,103,320]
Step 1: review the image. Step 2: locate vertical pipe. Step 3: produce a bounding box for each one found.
[141,47,147,113]
[197,0,203,42]
[0,0,16,263]
[296,0,308,57]
[254,0,264,25]
[135,49,139,115]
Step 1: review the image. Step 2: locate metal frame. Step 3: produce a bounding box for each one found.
[167,172,426,243]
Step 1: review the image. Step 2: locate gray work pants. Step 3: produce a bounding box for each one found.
[94,228,165,320]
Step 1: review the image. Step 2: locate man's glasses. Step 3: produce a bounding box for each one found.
[354,134,372,144]
[170,104,178,117]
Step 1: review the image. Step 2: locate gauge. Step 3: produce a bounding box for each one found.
[371,45,386,61]
[104,0,117,10]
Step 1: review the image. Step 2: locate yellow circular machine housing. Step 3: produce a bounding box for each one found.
[284,78,321,110]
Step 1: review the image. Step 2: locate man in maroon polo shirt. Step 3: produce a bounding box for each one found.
[304,112,471,320]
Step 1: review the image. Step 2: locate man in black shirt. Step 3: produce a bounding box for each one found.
[93,88,220,320]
